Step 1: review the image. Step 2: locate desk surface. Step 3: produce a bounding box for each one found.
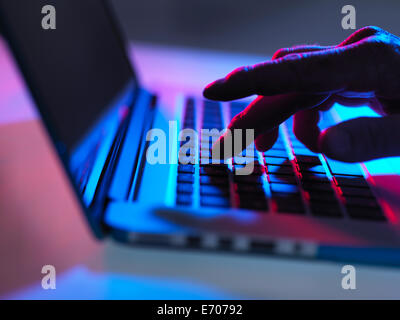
[0,39,399,299]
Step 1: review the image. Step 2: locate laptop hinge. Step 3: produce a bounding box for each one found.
[106,89,155,202]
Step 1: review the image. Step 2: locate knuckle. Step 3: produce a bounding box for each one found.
[230,112,245,128]
[360,26,382,35]
[273,48,291,59]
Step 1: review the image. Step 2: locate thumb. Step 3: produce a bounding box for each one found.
[318,115,400,163]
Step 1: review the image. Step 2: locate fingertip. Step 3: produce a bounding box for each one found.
[254,138,269,152]
[318,127,352,161]
[254,129,279,152]
[203,79,225,100]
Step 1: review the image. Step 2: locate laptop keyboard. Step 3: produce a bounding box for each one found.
[176,98,386,222]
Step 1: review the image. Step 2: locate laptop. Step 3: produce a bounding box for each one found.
[1,0,400,265]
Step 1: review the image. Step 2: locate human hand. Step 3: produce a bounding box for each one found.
[204,26,400,162]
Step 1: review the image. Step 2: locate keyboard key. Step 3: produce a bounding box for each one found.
[179,155,196,165]
[235,183,266,195]
[177,183,194,194]
[204,99,221,108]
[307,190,337,203]
[177,173,195,184]
[233,174,263,185]
[201,185,230,196]
[334,175,369,188]
[238,196,268,211]
[341,186,374,198]
[266,164,295,175]
[202,123,223,130]
[344,196,380,208]
[301,172,330,183]
[263,149,288,158]
[325,158,364,176]
[268,173,297,184]
[183,121,195,129]
[310,202,342,217]
[273,193,305,214]
[200,164,229,175]
[346,205,386,221]
[270,183,299,194]
[200,157,227,165]
[200,175,229,186]
[295,155,321,165]
[234,164,264,176]
[293,148,317,156]
[178,165,195,174]
[176,194,192,206]
[233,156,258,164]
[264,157,291,166]
[302,180,333,192]
[201,195,230,208]
[297,163,326,174]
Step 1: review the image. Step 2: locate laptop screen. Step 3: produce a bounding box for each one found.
[0,0,137,151]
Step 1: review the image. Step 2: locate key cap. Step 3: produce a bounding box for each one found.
[268,173,297,184]
[297,163,326,174]
[234,164,264,176]
[201,195,230,208]
[264,157,291,166]
[334,175,369,188]
[295,155,321,165]
[233,174,263,185]
[235,183,266,195]
[341,186,374,198]
[270,183,299,194]
[179,156,196,165]
[344,196,380,208]
[301,172,330,183]
[177,183,194,194]
[264,149,288,158]
[233,156,259,165]
[178,173,195,184]
[302,181,333,192]
[325,158,364,176]
[200,167,229,177]
[266,164,295,175]
[238,196,268,211]
[307,190,337,203]
[310,201,342,217]
[200,175,229,186]
[176,194,192,206]
[346,205,385,221]
[178,165,195,174]
[292,147,316,156]
[273,193,305,214]
[201,185,230,196]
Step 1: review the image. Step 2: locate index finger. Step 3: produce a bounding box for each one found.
[213,93,328,159]
[203,44,372,101]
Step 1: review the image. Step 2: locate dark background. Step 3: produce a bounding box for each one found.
[111,0,400,56]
